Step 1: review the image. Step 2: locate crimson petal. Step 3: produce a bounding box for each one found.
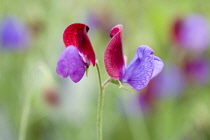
[63,23,96,66]
[104,24,124,79]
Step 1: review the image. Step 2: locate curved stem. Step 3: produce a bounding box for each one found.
[96,63,104,140]
[18,92,32,140]
[102,78,111,88]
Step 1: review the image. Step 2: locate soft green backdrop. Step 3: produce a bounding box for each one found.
[0,0,210,140]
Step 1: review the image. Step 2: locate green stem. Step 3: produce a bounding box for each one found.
[18,92,32,140]
[96,63,104,140]
[102,78,111,88]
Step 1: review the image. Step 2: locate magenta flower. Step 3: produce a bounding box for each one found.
[104,25,164,91]
[184,57,210,85]
[172,14,210,52]
[56,23,96,82]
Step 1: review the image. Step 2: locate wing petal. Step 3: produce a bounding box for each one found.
[121,45,156,91]
[56,45,86,83]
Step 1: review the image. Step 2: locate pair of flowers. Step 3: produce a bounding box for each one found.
[56,23,164,91]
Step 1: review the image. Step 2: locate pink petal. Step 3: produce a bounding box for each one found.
[104,24,124,79]
[63,23,96,66]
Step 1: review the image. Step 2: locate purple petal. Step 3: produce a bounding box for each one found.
[151,56,164,78]
[56,45,86,83]
[121,45,155,91]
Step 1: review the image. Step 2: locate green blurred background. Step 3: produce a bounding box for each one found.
[1,0,210,140]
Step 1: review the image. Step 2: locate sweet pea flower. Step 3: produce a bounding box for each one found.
[104,25,164,91]
[0,16,29,50]
[56,23,96,82]
[172,14,210,52]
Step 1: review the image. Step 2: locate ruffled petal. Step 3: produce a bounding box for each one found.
[151,56,164,78]
[104,24,124,79]
[63,23,96,66]
[121,45,155,91]
[56,45,86,83]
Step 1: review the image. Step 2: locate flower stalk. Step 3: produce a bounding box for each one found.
[96,63,104,140]
[96,63,111,140]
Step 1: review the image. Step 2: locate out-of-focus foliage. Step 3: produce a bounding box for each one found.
[0,0,210,140]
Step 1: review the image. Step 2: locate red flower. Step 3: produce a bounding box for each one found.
[56,23,96,82]
[63,23,96,66]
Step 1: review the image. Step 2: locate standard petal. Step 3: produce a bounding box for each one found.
[151,56,164,78]
[63,23,96,66]
[121,45,155,91]
[104,24,124,79]
[56,45,86,83]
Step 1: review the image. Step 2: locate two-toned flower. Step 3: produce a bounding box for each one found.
[104,25,164,91]
[56,23,96,82]
[172,14,209,52]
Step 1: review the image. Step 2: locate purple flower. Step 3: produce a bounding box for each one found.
[172,14,210,52]
[56,23,96,83]
[104,24,164,91]
[0,16,29,50]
